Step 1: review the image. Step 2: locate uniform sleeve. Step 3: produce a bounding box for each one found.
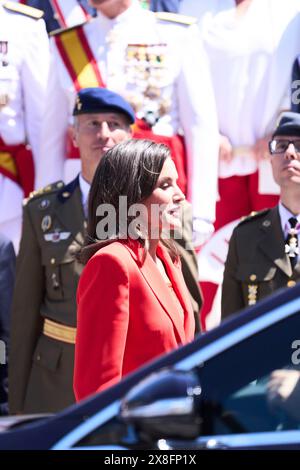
[172,202,202,331]
[0,237,15,347]
[221,228,245,319]
[35,37,70,188]
[177,24,219,222]
[8,204,44,414]
[22,18,50,171]
[0,237,15,413]
[74,252,129,401]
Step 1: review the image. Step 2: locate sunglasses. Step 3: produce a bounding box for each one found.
[269,139,300,155]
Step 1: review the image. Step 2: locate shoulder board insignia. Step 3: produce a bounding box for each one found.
[238,208,270,226]
[28,181,64,200]
[3,1,44,20]
[50,20,88,37]
[155,12,197,26]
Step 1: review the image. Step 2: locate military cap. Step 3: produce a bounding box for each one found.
[73,87,135,124]
[272,111,300,138]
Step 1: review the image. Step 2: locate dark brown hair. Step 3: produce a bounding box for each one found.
[79,139,178,264]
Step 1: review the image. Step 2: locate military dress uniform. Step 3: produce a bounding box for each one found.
[0,1,49,250]
[9,177,85,414]
[222,206,300,319]
[36,0,219,229]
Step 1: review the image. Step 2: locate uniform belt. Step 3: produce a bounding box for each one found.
[43,318,77,344]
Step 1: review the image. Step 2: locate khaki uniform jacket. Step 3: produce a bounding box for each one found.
[9,177,85,414]
[9,180,201,414]
[222,206,300,319]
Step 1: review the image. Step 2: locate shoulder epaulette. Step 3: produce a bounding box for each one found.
[238,208,270,226]
[50,20,87,37]
[27,181,64,201]
[3,1,44,20]
[155,12,197,26]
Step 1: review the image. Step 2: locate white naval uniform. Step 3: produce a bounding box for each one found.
[0,2,49,250]
[36,0,219,226]
[180,0,300,184]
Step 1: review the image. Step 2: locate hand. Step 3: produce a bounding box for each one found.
[253,134,272,161]
[267,369,300,421]
[219,134,233,163]
[192,218,215,248]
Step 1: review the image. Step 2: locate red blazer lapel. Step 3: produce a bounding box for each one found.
[123,239,193,343]
[157,244,195,341]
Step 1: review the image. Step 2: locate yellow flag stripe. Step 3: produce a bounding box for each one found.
[61,30,99,88]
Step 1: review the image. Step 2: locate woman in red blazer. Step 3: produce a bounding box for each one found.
[74,139,195,401]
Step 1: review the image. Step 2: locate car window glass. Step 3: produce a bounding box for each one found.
[197,313,300,435]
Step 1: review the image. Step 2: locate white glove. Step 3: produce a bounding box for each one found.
[192,218,215,247]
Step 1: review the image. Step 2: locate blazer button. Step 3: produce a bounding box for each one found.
[287,280,296,287]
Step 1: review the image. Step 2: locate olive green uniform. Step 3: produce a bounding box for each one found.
[222,207,299,319]
[9,177,85,414]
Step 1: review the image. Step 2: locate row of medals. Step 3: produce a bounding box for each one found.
[124,44,171,126]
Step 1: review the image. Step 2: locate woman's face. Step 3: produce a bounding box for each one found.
[142,158,185,238]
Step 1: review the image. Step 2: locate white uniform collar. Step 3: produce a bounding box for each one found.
[79,174,91,218]
[278,201,300,235]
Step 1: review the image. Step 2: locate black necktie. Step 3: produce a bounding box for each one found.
[285,217,299,269]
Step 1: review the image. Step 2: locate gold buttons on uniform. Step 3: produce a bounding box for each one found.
[287,280,296,288]
[62,192,70,199]
[50,258,55,265]
[250,274,257,281]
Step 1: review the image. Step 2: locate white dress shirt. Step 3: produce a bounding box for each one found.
[278,201,300,237]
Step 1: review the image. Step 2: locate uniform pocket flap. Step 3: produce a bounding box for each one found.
[235,265,276,282]
[32,335,62,372]
[41,249,75,266]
